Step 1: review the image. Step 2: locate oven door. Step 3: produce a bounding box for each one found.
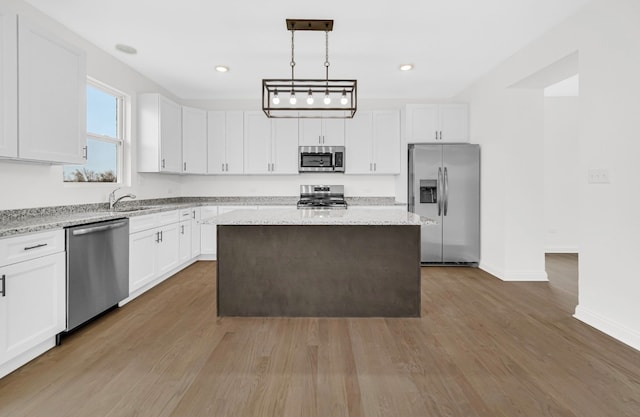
[299,152,334,172]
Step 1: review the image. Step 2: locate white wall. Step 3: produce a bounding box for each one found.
[455,71,547,281]
[543,97,580,252]
[455,0,640,350]
[180,174,396,198]
[0,0,182,210]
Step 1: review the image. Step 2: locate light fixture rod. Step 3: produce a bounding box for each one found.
[325,30,330,87]
[263,19,356,119]
[290,29,296,86]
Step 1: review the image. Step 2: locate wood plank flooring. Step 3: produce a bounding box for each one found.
[1,255,639,416]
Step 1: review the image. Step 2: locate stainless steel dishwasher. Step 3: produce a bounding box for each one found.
[62,218,129,340]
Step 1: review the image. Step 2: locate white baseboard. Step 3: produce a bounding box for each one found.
[574,305,640,352]
[1,338,56,379]
[545,246,579,253]
[504,270,549,281]
[479,262,504,280]
[479,262,548,281]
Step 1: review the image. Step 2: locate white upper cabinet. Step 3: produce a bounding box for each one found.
[0,9,17,158]
[244,112,298,175]
[138,93,183,173]
[345,110,400,174]
[438,104,469,142]
[15,16,86,164]
[345,111,373,174]
[372,110,401,174]
[207,111,226,174]
[181,106,207,174]
[244,111,271,174]
[207,111,244,174]
[299,114,345,146]
[271,118,299,174]
[406,103,469,143]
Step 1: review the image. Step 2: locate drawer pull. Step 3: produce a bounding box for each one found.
[24,243,48,251]
[1,275,5,297]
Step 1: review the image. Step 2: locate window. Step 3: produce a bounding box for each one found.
[64,81,125,182]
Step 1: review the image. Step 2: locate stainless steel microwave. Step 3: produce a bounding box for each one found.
[298,146,345,173]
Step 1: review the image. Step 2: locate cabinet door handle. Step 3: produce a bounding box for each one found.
[181,225,185,235]
[184,162,187,171]
[1,275,5,297]
[162,159,166,168]
[160,230,163,242]
[155,231,160,243]
[435,131,438,140]
[374,162,377,171]
[192,211,196,219]
[225,163,229,172]
[369,162,372,171]
[24,243,47,251]
[82,146,88,160]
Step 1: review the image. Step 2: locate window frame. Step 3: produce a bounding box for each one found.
[63,78,127,184]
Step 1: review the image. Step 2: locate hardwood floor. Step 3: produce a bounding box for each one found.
[1,256,639,416]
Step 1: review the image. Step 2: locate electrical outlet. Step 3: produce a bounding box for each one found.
[587,168,610,184]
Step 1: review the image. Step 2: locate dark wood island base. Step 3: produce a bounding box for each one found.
[217,224,421,317]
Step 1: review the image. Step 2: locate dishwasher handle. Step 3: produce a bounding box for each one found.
[72,221,128,236]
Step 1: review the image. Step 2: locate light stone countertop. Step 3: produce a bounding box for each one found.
[203,207,435,226]
[0,197,409,238]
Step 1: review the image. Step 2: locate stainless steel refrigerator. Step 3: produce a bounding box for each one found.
[408,144,480,264]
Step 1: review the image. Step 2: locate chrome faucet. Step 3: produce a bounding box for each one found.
[109,187,137,211]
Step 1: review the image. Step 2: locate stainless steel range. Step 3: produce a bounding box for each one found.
[297,185,348,209]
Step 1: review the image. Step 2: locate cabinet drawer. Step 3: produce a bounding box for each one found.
[179,207,201,221]
[0,230,65,267]
[179,208,193,221]
[129,213,160,234]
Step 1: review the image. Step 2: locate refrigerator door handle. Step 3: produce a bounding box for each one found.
[444,167,449,216]
[437,167,443,216]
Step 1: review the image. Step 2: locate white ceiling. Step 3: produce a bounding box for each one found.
[24,0,590,100]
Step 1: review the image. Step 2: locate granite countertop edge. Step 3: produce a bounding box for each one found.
[0,197,410,238]
[206,208,434,227]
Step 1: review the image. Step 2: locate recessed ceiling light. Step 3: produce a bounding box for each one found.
[399,64,414,71]
[215,66,229,73]
[115,44,137,54]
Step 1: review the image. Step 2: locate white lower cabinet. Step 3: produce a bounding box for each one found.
[178,220,192,265]
[0,230,66,378]
[200,206,218,258]
[156,222,180,277]
[128,210,183,294]
[190,208,201,259]
[129,227,159,292]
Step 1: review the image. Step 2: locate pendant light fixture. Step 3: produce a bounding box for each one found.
[262,19,357,119]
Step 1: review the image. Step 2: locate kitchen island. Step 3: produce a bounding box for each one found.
[206,208,434,317]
